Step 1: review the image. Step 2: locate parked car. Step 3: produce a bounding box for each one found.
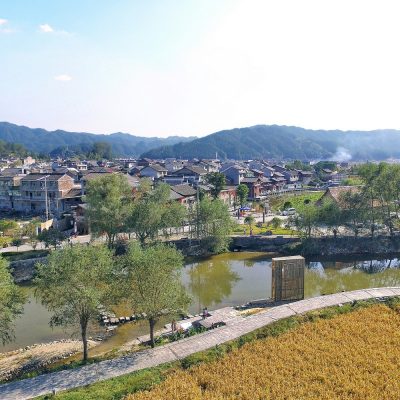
[282,208,296,216]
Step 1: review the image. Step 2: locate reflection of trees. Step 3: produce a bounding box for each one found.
[244,259,256,268]
[305,259,400,298]
[188,260,240,312]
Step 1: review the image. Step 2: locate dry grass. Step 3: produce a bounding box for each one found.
[127,304,400,400]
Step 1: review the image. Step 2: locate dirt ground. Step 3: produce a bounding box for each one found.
[0,339,98,382]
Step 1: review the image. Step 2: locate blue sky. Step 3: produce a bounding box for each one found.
[1,1,400,137]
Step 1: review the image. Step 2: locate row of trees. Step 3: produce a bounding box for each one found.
[293,163,400,238]
[86,174,234,253]
[0,242,189,359]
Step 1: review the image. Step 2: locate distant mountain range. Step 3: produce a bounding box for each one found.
[2,122,400,161]
[0,122,194,157]
[141,125,400,161]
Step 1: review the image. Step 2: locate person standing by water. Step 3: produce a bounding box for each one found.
[202,307,208,319]
[171,319,177,333]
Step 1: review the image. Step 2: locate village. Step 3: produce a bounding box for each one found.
[0,153,354,237]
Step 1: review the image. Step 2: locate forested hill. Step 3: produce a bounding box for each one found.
[0,122,194,157]
[141,125,400,161]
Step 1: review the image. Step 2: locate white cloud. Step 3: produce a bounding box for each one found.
[54,74,72,81]
[39,23,71,36]
[0,18,15,34]
[39,23,54,33]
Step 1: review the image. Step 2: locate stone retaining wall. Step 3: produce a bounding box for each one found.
[9,257,47,283]
[230,235,300,252]
[299,236,400,257]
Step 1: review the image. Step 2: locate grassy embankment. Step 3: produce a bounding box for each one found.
[36,297,400,400]
[269,191,324,213]
[232,224,296,236]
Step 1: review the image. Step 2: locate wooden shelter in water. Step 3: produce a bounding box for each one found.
[271,256,305,302]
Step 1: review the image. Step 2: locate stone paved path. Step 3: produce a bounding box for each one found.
[1,287,399,400]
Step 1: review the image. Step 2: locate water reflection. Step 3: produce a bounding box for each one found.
[3,252,400,353]
[187,260,241,313]
[305,258,400,298]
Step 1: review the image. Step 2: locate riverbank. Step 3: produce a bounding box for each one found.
[1,287,399,400]
[292,235,400,257]
[0,340,98,382]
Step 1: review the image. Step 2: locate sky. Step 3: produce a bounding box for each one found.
[1,0,400,137]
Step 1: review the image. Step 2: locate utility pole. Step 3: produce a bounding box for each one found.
[44,176,49,220]
[196,185,200,239]
[39,175,50,221]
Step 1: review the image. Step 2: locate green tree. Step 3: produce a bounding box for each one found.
[318,200,342,238]
[11,237,23,251]
[358,163,381,237]
[371,163,400,236]
[283,201,293,210]
[120,243,190,348]
[270,217,282,229]
[205,172,226,199]
[0,220,19,237]
[38,228,65,250]
[34,244,114,361]
[340,191,366,237]
[244,215,255,229]
[293,204,320,238]
[22,219,40,249]
[0,257,26,344]
[193,198,233,253]
[127,181,186,246]
[86,174,132,248]
[236,184,249,207]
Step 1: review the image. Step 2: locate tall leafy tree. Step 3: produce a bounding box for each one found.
[192,197,233,253]
[358,163,381,237]
[318,200,342,238]
[0,257,26,344]
[205,172,226,199]
[38,228,65,250]
[35,245,115,361]
[236,184,249,207]
[371,163,400,236]
[293,204,320,238]
[86,174,132,248]
[120,243,190,348]
[339,191,366,237]
[127,181,186,246]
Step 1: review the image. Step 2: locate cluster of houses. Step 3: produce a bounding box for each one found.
[0,155,350,227]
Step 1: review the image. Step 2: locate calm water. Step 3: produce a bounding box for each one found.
[2,252,400,353]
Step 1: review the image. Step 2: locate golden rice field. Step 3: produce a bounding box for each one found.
[126,304,400,400]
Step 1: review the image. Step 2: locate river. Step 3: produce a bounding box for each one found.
[2,252,400,353]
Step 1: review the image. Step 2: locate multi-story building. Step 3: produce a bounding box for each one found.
[0,173,24,210]
[16,173,77,216]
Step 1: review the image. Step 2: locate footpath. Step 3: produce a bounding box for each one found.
[0,287,399,400]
